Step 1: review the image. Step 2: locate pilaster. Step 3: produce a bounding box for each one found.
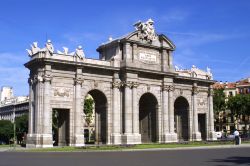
[132,82,141,144]
[167,85,177,142]
[73,68,85,147]
[208,85,217,140]
[162,49,168,72]
[192,83,201,141]
[111,73,122,144]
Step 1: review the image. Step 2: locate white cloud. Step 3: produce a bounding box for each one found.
[161,9,190,23]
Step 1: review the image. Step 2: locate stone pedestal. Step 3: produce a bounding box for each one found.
[192,132,201,141]
[26,134,53,148]
[111,133,122,145]
[72,135,85,147]
[162,133,178,142]
[208,131,217,141]
[122,134,141,144]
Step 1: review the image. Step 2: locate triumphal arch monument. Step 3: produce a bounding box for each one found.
[25,19,217,148]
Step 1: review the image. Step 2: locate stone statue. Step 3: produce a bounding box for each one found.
[75,45,85,59]
[174,65,179,71]
[206,67,211,74]
[206,67,213,80]
[45,39,54,54]
[134,18,157,42]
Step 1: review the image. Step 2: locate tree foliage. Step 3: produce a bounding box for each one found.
[15,114,28,144]
[84,97,94,126]
[0,120,13,144]
[213,89,227,130]
[227,94,250,127]
[213,89,226,113]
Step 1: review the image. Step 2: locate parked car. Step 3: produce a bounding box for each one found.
[215,131,222,139]
[227,134,235,140]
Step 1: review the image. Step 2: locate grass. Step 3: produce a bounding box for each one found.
[0,144,12,148]
[14,140,250,152]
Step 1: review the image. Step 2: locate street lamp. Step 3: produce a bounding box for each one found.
[13,101,16,149]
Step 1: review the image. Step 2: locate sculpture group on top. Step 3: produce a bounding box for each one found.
[134,18,157,43]
[175,65,213,80]
[26,40,85,59]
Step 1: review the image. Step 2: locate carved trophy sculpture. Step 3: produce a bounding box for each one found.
[75,45,85,59]
[26,42,40,56]
[134,18,157,43]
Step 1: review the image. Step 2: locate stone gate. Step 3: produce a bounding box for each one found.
[25,19,217,148]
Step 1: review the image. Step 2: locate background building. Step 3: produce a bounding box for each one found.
[0,87,28,122]
[213,77,250,135]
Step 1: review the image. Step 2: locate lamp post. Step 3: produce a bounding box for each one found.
[13,101,16,149]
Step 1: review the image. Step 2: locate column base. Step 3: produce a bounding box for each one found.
[111,133,122,145]
[71,134,85,147]
[207,131,217,141]
[122,133,141,144]
[162,133,178,143]
[26,134,53,148]
[192,132,202,141]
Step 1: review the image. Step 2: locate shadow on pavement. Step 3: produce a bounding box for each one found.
[211,156,250,165]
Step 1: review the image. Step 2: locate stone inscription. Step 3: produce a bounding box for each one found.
[139,52,157,64]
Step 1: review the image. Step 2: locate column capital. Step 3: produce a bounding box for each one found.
[33,74,43,83]
[122,81,133,88]
[208,87,214,96]
[43,74,52,83]
[133,82,139,88]
[28,77,34,85]
[122,81,139,88]
[192,86,199,95]
[163,85,175,92]
[74,77,83,86]
[112,81,122,89]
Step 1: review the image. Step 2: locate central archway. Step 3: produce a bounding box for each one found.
[85,89,107,144]
[174,96,189,141]
[139,93,157,143]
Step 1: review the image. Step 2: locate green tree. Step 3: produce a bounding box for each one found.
[84,98,94,126]
[213,89,226,130]
[227,94,250,130]
[0,120,13,144]
[83,97,94,142]
[15,114,28,144]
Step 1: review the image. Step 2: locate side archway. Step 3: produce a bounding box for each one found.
[139,93,158,143]
[84,89,107,144]
[174,96,189,141]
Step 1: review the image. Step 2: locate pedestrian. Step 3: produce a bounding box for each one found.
[233,129,240,145]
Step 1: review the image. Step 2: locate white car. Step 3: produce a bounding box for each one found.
[215,131,222,139]
[227,134,235,139]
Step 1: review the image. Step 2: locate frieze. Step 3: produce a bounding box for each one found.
[54,88,70,97]
[197,98,206,107]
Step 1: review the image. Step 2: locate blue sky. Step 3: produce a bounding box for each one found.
[0,0,250,96]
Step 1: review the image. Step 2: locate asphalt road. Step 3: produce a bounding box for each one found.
[0,147,250,166]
